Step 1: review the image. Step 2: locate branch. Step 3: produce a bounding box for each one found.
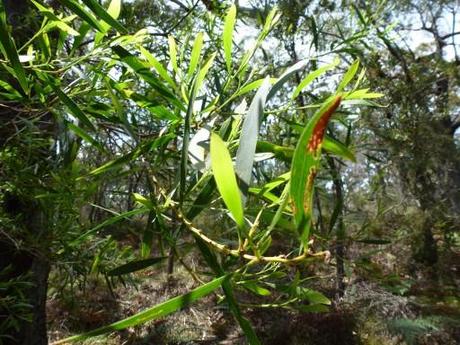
[441,31,460,40]
[451,118,460,135]
[176,210,330,265]
[169,0,189,11]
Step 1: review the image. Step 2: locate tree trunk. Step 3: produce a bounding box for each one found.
[0,200,50,345]
[327,157,346,297]
[18,257,50,345]
[0,2,51,342]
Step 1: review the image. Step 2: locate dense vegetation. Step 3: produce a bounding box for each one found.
[0,0,458,344]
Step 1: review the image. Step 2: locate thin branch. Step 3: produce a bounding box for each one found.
[441,31,460,40]
[166,0,200,36]
[169,0,190,11]
[175,209,331,265]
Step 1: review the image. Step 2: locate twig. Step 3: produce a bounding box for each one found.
[175,209,330,265]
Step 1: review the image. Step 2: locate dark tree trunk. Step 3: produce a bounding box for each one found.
[0,200,50,345]
[0,1,51,343]
[327,157,346,297]
[17,257,50,345]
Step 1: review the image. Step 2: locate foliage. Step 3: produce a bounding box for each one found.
[0,268,33,343]
[0,0,385,342]
[3,0,459,344]
[387,318,438,345]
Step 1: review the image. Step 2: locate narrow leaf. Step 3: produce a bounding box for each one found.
[81,0,127,33]
[223,4,236,71]
[107,0,121,19]
[241,281,271,296]
[222,282,261,345]
[323,136,356,162]
[53,276,228,343]
[31,0,79,36]
[66,122,105,152]
[187,32,204,79]
[292,58,340,99]
[210,132,244,228]
[256,141,293,162]
[235,77,271,202]
[233,77,277,98]
[112,45,183,110]
[196,52,216,92]
[139,46,176,88]
[290,96,341,246]
[168,35,178,74]
[0,2,28,93]
[337,59,360,92]
[296,287,331,305]
[179,81,197,205]
[88,149,140,176]
[57,0,104,32]
[73,208,149,244]
[267,60,308,101]
[53,86,96,131]
[106,257,167,276]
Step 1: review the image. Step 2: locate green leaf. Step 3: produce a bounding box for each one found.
[210,132,244,228]
[221,282,261,345]
[223,4,236,71]
[0,2,28,93]
[323,136,356,162]
[81,0,127,33]
[187,32,204,79]
[106,257,167,276]
[57,0,104,32]
[295,287,331,305]
[253,171,290,197]
[346,88,384,99]
[179,80,197,205]
[186,177,216,220]
[106,0,121,19]
[89,148,140,176]
[31,0,80,36]
[337,59,360,92]
[132,193,154,209]
[233,78,277,98]
[241,281,271,296]
[235,77,271,202]
[262,6,280,35]
[87,134,174,177]
[267,59,308,101]
[73,208,149,244]
[112,45,183,110]
[66,122,105,153]
[139,47,176,88]
[52,86,96,131]
[290,96,341,246]
[185,197,260,345]
[196,52,216,92]
[0,79,22,100]
[53,275,229,343]
[94,0,122,43]
[292,58,340,99]
[256,141,293,162]
[70,22,91,54]
[168,35,178,74]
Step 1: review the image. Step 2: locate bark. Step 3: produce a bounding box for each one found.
[327,157,346,297]
[1,2,50,341]
[0,197,50,345]
[17,257,50,345]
